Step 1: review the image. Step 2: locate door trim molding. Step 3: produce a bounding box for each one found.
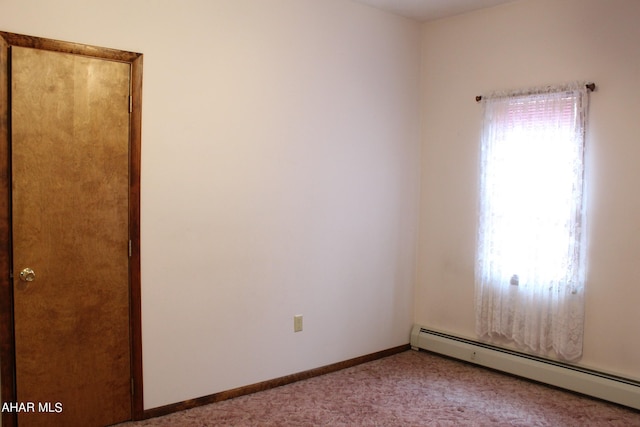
[0,31,144,426]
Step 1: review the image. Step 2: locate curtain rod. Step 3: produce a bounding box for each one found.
[475,83,596,102]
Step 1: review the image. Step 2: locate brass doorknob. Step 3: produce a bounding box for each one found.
[19,268,35,282]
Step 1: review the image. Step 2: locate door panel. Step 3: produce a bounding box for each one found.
[11,46,131,426]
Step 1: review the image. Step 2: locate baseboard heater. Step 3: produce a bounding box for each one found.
[410,325,640,411]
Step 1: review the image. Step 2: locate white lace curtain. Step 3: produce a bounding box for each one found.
[475,83,589,361]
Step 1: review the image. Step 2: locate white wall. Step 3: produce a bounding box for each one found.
[417,0,640,379]
[0,0,421,409]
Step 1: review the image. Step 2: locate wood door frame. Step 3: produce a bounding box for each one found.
[0,31,143,426]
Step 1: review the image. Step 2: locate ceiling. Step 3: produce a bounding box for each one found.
[351,0,517,21]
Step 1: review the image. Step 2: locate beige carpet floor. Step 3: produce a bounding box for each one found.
[119,350,640,426]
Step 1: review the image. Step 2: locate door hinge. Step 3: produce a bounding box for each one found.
[129,96,133,113]
[129,240,132,257]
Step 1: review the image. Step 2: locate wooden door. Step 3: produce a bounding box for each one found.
[10,46,131,426]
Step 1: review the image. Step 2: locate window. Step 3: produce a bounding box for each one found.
[475,83,590,361]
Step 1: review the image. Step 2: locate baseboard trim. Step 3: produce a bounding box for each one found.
[141,344,410,420]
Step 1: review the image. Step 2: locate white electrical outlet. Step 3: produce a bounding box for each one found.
[294,315,303,332]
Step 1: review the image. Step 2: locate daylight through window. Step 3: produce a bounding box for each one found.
[475,83,590,361]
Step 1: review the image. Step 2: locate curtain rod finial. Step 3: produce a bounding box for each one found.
[586,83,596,92]
[476,95,483,102]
